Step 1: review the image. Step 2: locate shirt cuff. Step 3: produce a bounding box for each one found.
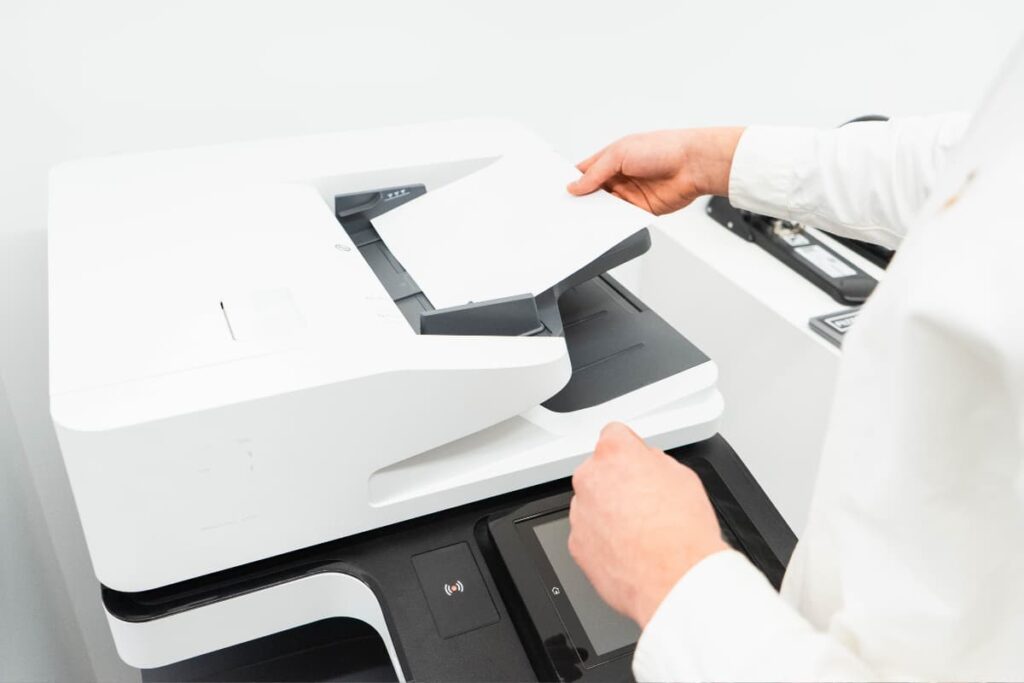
[631,549,775,682]
[728,125,820,221]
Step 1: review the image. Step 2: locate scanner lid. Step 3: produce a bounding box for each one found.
[47,119,572,430]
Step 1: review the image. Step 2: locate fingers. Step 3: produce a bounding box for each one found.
[568,146,622,196]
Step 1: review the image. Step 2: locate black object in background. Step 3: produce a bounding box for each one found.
[830,234,895,270]
[706,196,877,305]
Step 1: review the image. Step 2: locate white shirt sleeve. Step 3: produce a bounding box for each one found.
[632,550,878,682]
[727,114,970,249]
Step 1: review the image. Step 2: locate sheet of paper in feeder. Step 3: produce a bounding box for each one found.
[372,151,654,310]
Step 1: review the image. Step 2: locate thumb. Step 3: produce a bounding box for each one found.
[568,148,621,196]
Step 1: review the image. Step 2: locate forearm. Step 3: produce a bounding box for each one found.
[727,113,970,249]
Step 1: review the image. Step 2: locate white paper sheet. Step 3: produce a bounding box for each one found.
[372,150,654,311]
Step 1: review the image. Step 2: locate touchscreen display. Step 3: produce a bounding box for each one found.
[533,516,640,656]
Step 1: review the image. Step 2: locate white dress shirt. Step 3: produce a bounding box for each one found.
[633,40,1024,682]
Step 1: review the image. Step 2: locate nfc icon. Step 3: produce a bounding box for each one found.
[443,580,465,597]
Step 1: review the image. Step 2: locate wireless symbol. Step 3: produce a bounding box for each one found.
[443,580,465,597]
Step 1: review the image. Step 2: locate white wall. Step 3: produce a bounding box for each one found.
[1,1,1021,679]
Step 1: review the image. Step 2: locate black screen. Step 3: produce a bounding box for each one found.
[532,516,640,656]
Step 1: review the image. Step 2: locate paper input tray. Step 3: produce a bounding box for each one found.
[335,186,708,412]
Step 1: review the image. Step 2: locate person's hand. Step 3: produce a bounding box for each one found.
[568,422,729,627]
[567,127,745,215]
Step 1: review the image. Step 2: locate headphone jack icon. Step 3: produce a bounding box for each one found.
[444,580,465,597]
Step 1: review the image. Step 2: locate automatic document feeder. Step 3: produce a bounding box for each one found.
[47,121,740,679]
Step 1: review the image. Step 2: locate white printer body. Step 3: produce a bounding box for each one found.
[48,120,722,671]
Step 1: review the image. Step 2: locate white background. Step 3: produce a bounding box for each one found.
[1,1,1021,680]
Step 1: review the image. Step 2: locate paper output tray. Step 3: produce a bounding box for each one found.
[334,187,708,412]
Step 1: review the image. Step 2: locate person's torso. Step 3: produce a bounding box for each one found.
[781,44,1024,680]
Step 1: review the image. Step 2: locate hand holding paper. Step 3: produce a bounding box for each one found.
[372,150,654,311]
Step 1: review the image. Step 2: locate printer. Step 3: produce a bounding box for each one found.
[48,121,789,681]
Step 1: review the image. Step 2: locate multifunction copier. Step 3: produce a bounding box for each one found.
[48,120,794,681]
